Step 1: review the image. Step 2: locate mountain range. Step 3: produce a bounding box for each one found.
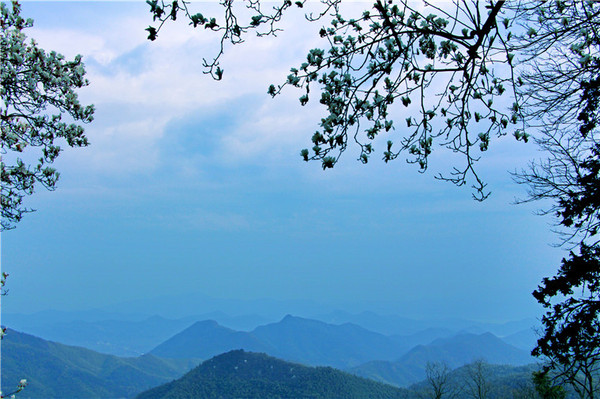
[1,313,540,398]
[146,314,536,387]
[3,307,537,357]
[314,310,537,337]
[150,315,411,368]
[1,311,271,356]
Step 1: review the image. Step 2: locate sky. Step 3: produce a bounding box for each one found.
[1,1,565,322]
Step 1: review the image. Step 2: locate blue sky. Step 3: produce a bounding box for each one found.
[2,1,564,322]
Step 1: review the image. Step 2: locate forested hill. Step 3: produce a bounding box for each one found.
[0,329,194,399]
[135,349,411,399]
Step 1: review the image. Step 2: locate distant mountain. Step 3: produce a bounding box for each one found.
[349,332,537,387]
[502,328,538,351]
[401,332,535,367]
[150,320,275,359]
[313,310,536,338]
[5,307,537,356]
[195,312,272,331]
[2,315,195,357]
[3,310,273,355]
[0,329,194,399]
[483,318,538,337]
[252,315,407,368]
[135,350,411,399]
[149,315,407,368]
[99,292,335,320]
[2,309,152,325]
[389,327,455,350]
[312,310,438,335]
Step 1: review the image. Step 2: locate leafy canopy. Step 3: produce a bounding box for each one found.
[532,147,600,398]
[146,0,527,201]
[511,1,600,395]
[1,0,94,231]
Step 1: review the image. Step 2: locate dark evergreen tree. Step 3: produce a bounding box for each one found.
[532,149,600,398]
[532,371,567,399]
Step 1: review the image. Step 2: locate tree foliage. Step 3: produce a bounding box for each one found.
[0,379,27,399]
[514,0,600,245]
[147,0,528,200]
[0,271,7,340]
[0,0,94,231]
[271,0,519,202]
[1,2,94,394]
[532,371,567,399]
[508,2,600,396]
[532,191,600,397]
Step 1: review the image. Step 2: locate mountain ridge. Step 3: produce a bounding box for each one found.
[149,314,408,368]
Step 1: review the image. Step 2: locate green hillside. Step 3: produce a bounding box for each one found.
[0,329,195,399]
[136,349,411,399]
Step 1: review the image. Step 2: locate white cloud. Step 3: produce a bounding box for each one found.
[31,28,115,63]
[38,2,326,177]
[26,0,524,189]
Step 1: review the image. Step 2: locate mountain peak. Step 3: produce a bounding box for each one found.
[149,319,273,359]
[192,319,220,328]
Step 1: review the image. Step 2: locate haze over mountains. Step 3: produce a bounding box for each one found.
[145,315,534,386]
[0,325,544,399]
[150,315,406,368]
[2,294,538,357]
[0,329,542,398]
[5,291,537,333]
[2,314,195,357]
[1,295,542,397]
[1,302,541,398]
